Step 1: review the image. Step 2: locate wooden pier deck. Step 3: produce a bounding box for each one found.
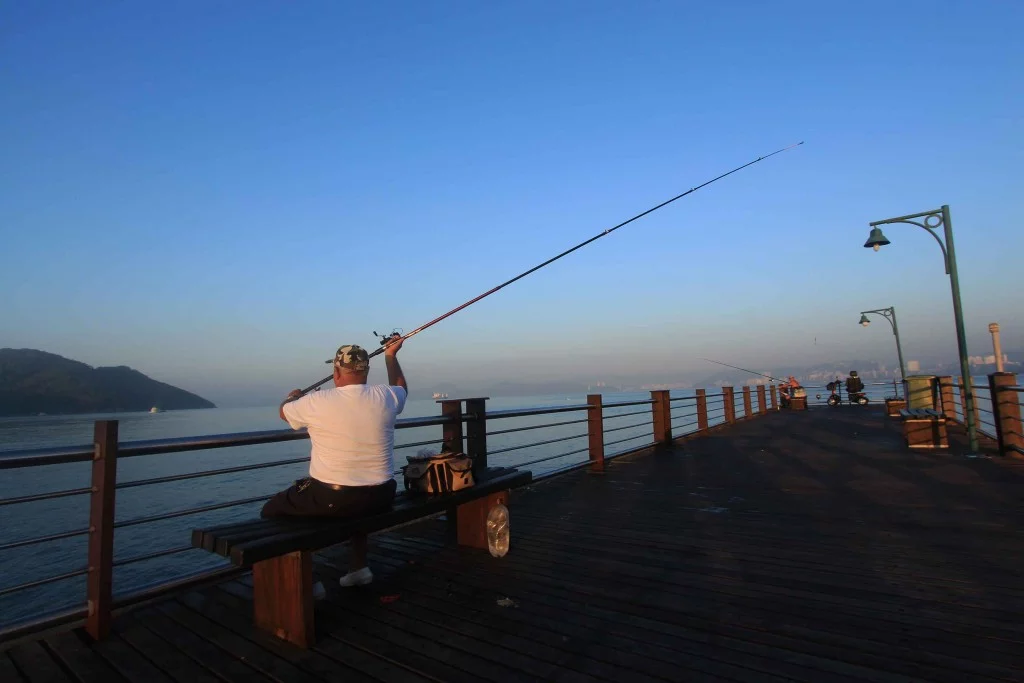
[4,407,1024,682]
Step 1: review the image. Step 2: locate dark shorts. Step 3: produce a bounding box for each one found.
[260,477,397,519]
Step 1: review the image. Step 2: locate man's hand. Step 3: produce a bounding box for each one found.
[286,389,303,401]
[280,389,303,422]
[384,334,404,356]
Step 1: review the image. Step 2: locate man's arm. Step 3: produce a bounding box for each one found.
[279,389,302,422]
[384,335,408,392]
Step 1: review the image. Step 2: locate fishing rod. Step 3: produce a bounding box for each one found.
[300,142,804,395]
[701,358,784,382]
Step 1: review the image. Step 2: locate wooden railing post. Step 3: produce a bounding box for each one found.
[742,386,752,419]
[723,386,735,424]
[937,376,956,422]
[695,389,708,432]
[440,399,464,453]
[757,385,767,415]
[86,420,118,641]
[770,384,778,410]
[989,373,1022,456]
[587,394,605,472]
[464,397,488,476]
[650,390,672,445]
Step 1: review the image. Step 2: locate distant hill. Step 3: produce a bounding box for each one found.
[0,348,216,416]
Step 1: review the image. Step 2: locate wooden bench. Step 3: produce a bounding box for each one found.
[191,467,532,648]
[899,408,948,449]
[785,395,807,410]
[885,398,907,417]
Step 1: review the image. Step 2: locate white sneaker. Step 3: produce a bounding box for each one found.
[338,567,373,587]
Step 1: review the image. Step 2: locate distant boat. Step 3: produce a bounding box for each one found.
[149,407,160,413]
[432,392,449,399]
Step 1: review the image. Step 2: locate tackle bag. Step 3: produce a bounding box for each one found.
[402,448,475,495]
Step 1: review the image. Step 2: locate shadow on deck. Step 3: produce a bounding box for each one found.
[4,408,1024,682]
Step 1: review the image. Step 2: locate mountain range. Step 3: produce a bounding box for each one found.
[0,348,216,416]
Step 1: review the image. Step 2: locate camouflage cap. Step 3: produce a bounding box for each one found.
[329,344,370,372]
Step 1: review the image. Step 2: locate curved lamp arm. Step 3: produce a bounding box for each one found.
[860,307,896,334]
[869,209,950,274]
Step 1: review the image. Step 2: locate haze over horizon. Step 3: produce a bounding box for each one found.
[3,2,1022,409]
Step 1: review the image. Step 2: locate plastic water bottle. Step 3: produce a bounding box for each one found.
[486,503,510,558]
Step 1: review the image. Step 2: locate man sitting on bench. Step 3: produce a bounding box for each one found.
[267,335,407,588]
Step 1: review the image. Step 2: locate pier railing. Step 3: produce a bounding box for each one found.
[0,384,778,642]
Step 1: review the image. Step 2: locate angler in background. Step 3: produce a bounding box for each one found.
[265,335,407,589]
[845,370,865,401]
[779,375,802,408]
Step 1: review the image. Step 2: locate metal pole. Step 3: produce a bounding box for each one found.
[989,323,1004,372]
[889,307,908,382]
[941,205,979,452]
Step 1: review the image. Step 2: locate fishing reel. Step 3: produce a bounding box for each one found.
[373,329,403,348]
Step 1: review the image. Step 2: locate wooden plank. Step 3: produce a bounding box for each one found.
[178,590,390,683]
[206,583,434,683]
[43,630,125,683]
[106,618,211,683]
[251,550,313,647]
[6,641,73,683]
[139,609,276,683]
[157,599,324,683]
[339,575,794,683]
[374,539,1016,683]
[89,634,176,683]
[0,651,27,683]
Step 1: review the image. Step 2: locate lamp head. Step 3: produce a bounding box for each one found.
[864,227,890,251]
[859,314,870,327]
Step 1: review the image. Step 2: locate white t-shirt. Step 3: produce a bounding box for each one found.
[282,384,407,487]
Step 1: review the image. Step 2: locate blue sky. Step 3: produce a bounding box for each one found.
[2,1,1022,405]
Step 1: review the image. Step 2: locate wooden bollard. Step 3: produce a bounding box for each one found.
[769,384,778,410]
[742,386,752,419]
[440,399,464,452]
[723,386,735,424]
[989,373,1022,456]
[87,420,118,641]
[696,389,708,432]
[757,385,767,415]
[587,394,605,472]
[464,397,489,475]
[651,390,672,445]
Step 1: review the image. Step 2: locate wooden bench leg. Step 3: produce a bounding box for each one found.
[252,550,314,648]
[455,491,509,550]
[903,418,949,449]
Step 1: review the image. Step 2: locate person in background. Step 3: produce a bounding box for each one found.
[266,334,407,589]
[779,375,801,407]
[845,370,865,397]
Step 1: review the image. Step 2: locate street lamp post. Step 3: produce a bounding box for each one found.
[859,307,907,383]
[863,204,979,452]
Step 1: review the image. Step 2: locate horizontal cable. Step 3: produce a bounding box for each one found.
[509,446,590,469]
[0,414,453,470]
[395,438,445,451]
[602,399,655,408]
[671,418,699,429]
[114,544,195,567]
[117,457,307,490]
[603,409,652,421]
[0,567,88,598]
[668,395,698,403]
[605,432,652,448]
[487,417,589,437]
[1011,445,1024,455]
[0,527,89,553]
[0,486,92,507]
[603,420,653,435]
[487,432,589,456]
[486,404,591,420]
[999,385,1024,393]
[114,495,266,529]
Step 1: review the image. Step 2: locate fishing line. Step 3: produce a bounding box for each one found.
[300,142,804,395]
[701,358,783,382]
